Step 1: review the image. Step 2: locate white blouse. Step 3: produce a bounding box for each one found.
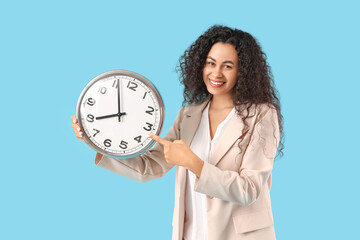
[183,101,236,240]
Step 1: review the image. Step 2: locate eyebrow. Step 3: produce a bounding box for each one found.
[207,56,235,65]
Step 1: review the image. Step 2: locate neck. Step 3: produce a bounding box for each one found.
[210,94,234,110]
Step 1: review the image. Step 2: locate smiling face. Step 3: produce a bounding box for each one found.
[203,42,239,99]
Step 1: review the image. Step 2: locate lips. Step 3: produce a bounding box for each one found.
[209,79,225,88]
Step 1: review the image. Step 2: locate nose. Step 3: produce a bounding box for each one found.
[212,66,223,78]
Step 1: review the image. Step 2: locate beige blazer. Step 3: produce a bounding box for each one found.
[96,97,280,240]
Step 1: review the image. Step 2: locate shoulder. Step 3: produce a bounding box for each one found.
[181,97,211,117]
[182,101,205,116]
[252,104,280,138]
[238,102,278,126]
[171,102,201,124]
[254,103,278,120]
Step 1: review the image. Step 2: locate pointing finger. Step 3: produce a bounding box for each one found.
[149,134,170,146]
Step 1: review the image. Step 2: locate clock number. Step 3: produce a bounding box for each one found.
[112,79,119,88]
[127,81,138,91]
[119,140,128,149]
[143,122,153,131]
[143,92,147,99]
[87,114,94,122]
[104,139,112,147]
[145,106,154,115]
[98,86,107,94]
[134,135,142,143]
[93,128,100,137]
[87,98,95,106]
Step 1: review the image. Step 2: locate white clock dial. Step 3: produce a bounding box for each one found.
[76,70,164,158]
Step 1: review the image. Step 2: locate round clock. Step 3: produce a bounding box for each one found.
[76,70,165,159]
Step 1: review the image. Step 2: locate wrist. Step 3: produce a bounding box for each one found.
[186,154,204,178]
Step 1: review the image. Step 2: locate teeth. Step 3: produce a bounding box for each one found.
[210,80,224,85]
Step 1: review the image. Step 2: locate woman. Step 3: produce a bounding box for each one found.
[71,25,284,240]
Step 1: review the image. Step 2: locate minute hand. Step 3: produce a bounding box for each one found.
[117,78,121,122]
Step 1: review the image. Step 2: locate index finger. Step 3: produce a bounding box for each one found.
[149,134,171,146]
[71,115,78,123]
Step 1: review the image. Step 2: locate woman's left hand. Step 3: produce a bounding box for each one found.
[149,134,204,177]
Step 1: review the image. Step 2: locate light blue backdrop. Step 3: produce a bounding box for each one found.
[1,0,359,239]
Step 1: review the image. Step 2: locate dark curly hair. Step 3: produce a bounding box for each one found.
[177,25,284,158]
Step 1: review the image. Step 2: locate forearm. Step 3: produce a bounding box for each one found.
[95,146,174,183]
[194,161,271,206]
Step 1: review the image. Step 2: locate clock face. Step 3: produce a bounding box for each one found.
[76,70,164,158]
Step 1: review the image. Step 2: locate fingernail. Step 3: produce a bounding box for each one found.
[77,127,80,131]
[73,119,76,123]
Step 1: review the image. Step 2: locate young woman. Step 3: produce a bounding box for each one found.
[71,25,284,240]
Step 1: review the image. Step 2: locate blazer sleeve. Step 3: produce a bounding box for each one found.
[194,105,280,206]
[95,107,184,183]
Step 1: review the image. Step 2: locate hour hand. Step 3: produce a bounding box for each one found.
[96,112,126,120]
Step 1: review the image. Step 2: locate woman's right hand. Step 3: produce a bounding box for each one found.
[71,115,85,143]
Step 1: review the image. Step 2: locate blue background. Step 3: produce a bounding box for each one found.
[1,0,359,239]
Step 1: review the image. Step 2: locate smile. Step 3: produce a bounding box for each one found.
[209,79,225,88]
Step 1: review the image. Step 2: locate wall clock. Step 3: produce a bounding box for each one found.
[76,70,165,159]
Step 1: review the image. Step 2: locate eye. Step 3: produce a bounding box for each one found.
[206,61,215,66]
[224,65,233,69]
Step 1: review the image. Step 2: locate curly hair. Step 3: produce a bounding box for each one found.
[177,25,284,158]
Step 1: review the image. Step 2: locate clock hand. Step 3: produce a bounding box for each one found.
[96,112,126,120]
[117,78,121,122]
[96,113,118,120]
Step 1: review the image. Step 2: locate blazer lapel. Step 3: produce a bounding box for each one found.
[181,97,211,146]
[210,113,245,166]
